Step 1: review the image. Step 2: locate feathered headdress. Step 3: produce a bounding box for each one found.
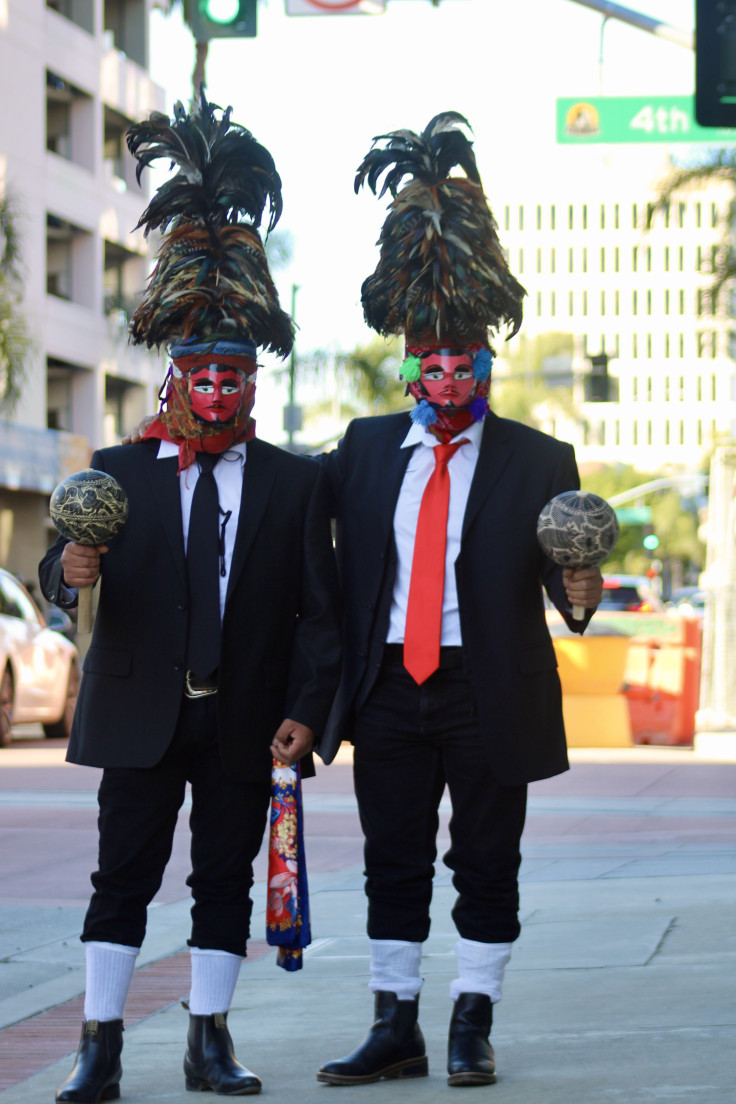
[355,111,526,350]
[126,88,293,358]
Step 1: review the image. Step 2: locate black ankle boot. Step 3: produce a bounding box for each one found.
[56,1019,123,1103]
[184,1012,261,1095]
[447,993,496,1086]
[317,991,428,1085]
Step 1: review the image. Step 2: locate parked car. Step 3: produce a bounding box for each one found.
[668,586,708,618]
[598,574,665,613]
[0,567,80,746]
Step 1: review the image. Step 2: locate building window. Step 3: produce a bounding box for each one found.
[600,246,605,272]
[46,71,94,171]
[582,247,587,273]
[712,373,717,400]
[711,331,718,357]
[697,376,702,401]
[697,332,706,358]
[697,289,704,315]
[679,246,684,272]
[46,213,94,307]
[615,420,620,445]
[518,206,524,230]
[647,290,652,315]
[647,376,653,400]
[647,420,653,444]
[679,421,685,445]
[600,204,606,229]
[550,291,556,316]
[536,290,542,315]
[679,289,685,314]
[632,203,638,229]
[678,202,686,228]
[582,290,588,316]
[647,334,652,358]
[600,421,606,445]
[614,246,620,273]
[614,290,620,315]
[664,246,670,272]
[696,202,702,228]
[632,334,638,358]
[582,204,588,229]
[536,205,542,230]
[614,204,620,229]
[568,290,574,315]
[711,202,718,228]
[104,0,147,67]
[646,246,652,271]
[600,290,606,315]
[665,421,670,444]
[518,248,524,273]
[47,0,94,33]
[697,420,702,444]
[632,290,638,315]
[679,375,685,400]
[504,205,510,231]
[697,245,703,271]
[679,334,684,357]
[550,205,556,230]
[568,247,574,273]
[664,289,670,315]
[665,333,670,358]
[633,421,638,445]
[664,377,670,401]
[568,204,574,229]
[632,246,638,272]
[550,248,556,273]
[633,377,638,401]
[536,248,542,274]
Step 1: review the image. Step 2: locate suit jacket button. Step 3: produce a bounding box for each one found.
[357,651,366,659]
[174,662,183,671]
[177,602,186,611]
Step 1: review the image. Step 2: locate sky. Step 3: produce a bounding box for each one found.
[148,0,696,441]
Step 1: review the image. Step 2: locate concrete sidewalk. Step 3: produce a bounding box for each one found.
[0,740,735,1103]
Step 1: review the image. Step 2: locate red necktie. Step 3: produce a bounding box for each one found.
[403,439,466,685]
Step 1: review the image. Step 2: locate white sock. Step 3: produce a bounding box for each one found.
[83,941,139,1021]
[369,939,423,1000]
[189,948,243,1015]
[450,937,512,1004]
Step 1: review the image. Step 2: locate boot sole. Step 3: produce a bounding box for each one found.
[185,1077,261,1095]
[317,1056,429,1085]
[447,1070,497,1087]
[56,1082,121,1102]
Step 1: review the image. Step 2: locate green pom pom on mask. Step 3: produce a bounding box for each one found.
[400,354,422,382]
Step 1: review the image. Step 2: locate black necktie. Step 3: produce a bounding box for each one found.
[186,452,222,679]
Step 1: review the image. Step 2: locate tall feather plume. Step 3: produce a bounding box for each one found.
[355,112,526,348]
[127,88,293,357]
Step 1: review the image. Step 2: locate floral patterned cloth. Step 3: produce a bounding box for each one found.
[266,760,310,971]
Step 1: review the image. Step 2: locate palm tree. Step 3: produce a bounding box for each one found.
[0,194,32,413]
[651,148,736,305]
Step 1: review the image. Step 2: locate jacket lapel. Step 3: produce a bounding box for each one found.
[462,413,514,537]
[226,438,276,601]
[144,444,187,593]
[375,415,414,551]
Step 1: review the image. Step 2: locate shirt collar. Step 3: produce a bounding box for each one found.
[400,416,484,454]
[156,439,247,462]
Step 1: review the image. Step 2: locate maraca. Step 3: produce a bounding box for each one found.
[537,490,619,621]
[49,469,129,633]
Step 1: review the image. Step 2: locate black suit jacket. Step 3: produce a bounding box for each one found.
[316,410,591,785]
[39,438,341,785]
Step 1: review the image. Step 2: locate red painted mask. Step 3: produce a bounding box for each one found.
[419,351,477,408]
[187,365,249,424]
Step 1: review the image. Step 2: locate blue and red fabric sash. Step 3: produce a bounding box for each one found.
[266,760,311,971]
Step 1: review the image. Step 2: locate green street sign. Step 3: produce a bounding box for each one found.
[614,506,652,525]
[557,96,736,144]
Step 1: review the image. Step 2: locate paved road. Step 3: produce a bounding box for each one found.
[1,734,735,1102]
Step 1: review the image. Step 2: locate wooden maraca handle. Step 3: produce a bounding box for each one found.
[77,585,93,634]
[572,603,585,622]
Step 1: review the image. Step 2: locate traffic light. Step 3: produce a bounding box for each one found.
[695,0,736,127]
[185,0,257,41]
[642,524,659,553]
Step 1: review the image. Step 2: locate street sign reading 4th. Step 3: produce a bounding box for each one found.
[557,96,736,144]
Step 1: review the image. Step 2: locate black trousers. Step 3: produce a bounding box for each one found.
[82,694,270,957]
[353,656,527,945]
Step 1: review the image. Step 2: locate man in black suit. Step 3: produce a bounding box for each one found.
[39,96,341,1102]
[315,115,602,1089]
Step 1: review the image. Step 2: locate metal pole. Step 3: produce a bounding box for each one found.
[565,0,694,51]
[287,284,299,451]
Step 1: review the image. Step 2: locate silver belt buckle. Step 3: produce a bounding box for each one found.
[184,671,218,699]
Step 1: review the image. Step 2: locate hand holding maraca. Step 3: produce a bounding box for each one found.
[49,468,128,633]
[537,490,618,621]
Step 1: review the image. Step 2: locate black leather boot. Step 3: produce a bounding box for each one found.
[184,1012,261,1095]
[317,991,428,1085]
[56,1019,123,1103]
[447,993,496,1086]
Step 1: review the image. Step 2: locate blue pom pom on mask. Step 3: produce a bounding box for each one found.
[472,347,493,381]
[410,399,439,428]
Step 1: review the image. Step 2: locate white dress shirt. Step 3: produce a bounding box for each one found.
[387,419,483,645]
[157,439,246,620]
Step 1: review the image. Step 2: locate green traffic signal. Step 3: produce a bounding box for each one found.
[643,534,659,551]
[186,0,257,39]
